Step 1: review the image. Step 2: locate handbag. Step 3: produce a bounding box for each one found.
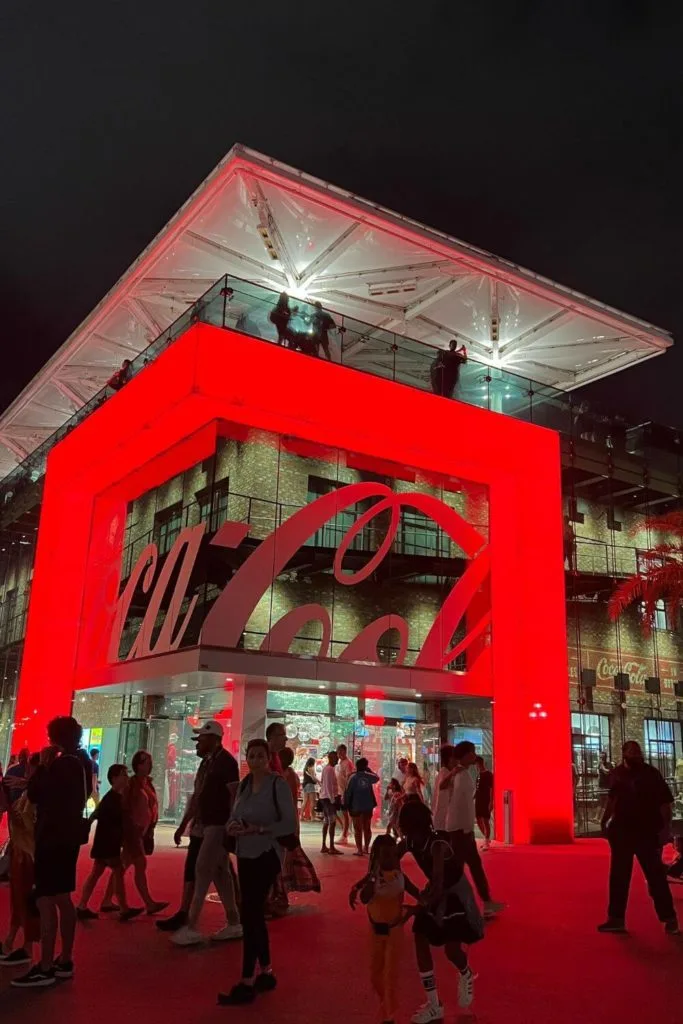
[271,778,298,851]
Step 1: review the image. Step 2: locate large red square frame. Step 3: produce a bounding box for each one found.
[13,324,572,842]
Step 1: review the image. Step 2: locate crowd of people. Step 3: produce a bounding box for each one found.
[1,724,681,1018]
[269,292,336,360]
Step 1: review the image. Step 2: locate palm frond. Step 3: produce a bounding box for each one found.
[608,575,647,622]
[609,560,683,634]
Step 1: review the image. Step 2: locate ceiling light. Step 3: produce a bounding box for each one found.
[368,280,417,297]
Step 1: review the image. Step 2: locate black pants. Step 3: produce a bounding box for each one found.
[450,830,491,902]
[608,832,676,923]
[237,849,281,979]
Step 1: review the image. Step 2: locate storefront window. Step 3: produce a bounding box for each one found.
[571,711,611,834]
[644,718,682,787]
[266,691,330,714]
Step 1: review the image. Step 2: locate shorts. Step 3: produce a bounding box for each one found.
[93,855,123,870]
[34,843,80,898]
[412,893,482,947]
[321,798,337,825]
[475,805,491,822]
[184,835,204,883]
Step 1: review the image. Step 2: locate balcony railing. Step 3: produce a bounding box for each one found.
[120,487,480,581]
[0,272,680,510]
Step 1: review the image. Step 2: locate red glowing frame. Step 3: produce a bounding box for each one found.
[13,324,572,842]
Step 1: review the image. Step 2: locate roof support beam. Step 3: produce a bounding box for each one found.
[298,223,364,288]
[242,176,299,288]
[90,333,142,358]
[500,309,572,360]
[53,379,87,409]
[633,494,679,510]
[416,315,490,361]
[0,434,29,460]
[316,260,449,289]
[183,231,288,287]
[126,298,163,339]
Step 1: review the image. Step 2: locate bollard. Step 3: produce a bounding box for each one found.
[503,789,513,845]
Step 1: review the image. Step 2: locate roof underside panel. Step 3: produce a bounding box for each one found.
[0,145,672,479]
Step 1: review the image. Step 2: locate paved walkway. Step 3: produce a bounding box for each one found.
[1,827,682,1023]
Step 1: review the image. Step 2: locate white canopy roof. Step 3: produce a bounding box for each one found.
[0,144,672,479]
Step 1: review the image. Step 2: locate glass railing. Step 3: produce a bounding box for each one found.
[0,272,679,509]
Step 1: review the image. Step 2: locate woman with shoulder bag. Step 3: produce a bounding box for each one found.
[101,750,167,915]
[218,738,298,1007]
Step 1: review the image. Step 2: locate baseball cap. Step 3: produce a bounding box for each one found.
[192,719,224,739]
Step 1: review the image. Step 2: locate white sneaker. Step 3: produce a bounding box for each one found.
[170,925,204,946]
[211,923,243,942]
[411,1002,444,1023]
[458,968,477,1008]
[483,899,506,918]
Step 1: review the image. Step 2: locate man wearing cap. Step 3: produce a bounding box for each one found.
[171,720,242,946]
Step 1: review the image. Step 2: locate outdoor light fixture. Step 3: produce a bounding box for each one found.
[368,280,417,297]
[257,222,280,261]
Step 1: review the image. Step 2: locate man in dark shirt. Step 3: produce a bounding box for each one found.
[309,301,336,361]
[598,740,678,935]
[171,720,241,946]
[13,716,92,989]
[430,340,467,399]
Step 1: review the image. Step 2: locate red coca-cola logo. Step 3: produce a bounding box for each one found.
[108,483,491,673]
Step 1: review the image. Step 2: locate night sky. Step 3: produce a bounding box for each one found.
[1,2,682,428]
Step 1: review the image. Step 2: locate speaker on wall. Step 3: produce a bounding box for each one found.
[581,668,597,687]
[675,681,683,699]
[645,676,661,695]
[615,672,630,691]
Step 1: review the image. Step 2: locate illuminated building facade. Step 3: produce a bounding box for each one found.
[0,149,679,840]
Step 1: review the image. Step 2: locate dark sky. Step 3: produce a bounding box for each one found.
[1,1,682,428]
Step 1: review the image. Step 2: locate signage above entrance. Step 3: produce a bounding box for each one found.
[109,482,492,675]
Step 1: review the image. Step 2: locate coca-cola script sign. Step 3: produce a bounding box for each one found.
[108,482,491,672]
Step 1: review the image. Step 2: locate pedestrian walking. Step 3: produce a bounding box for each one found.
[0,753,41,968]
[437,741,504,918]
[404,762,425,802]
[344,757,379,855]
[598,740,679,935]
[279,748,320,896]
[12,717,92,989]
[385,779,404,837]
[101,750,167,916]
[218,738,297,1006]
[398,798,484,1022]
[171,721,241,946]
[336,743,355,844]
[301,757,319,821]
[76,764,143,922]
[349,834,420,1024]
[265,721,289,915]
[474,756,494,850]
[320,750,343,855]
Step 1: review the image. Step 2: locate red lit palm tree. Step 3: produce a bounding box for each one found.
[608,510,683,635]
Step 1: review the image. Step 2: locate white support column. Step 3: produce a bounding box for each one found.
[227,677,268,770]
